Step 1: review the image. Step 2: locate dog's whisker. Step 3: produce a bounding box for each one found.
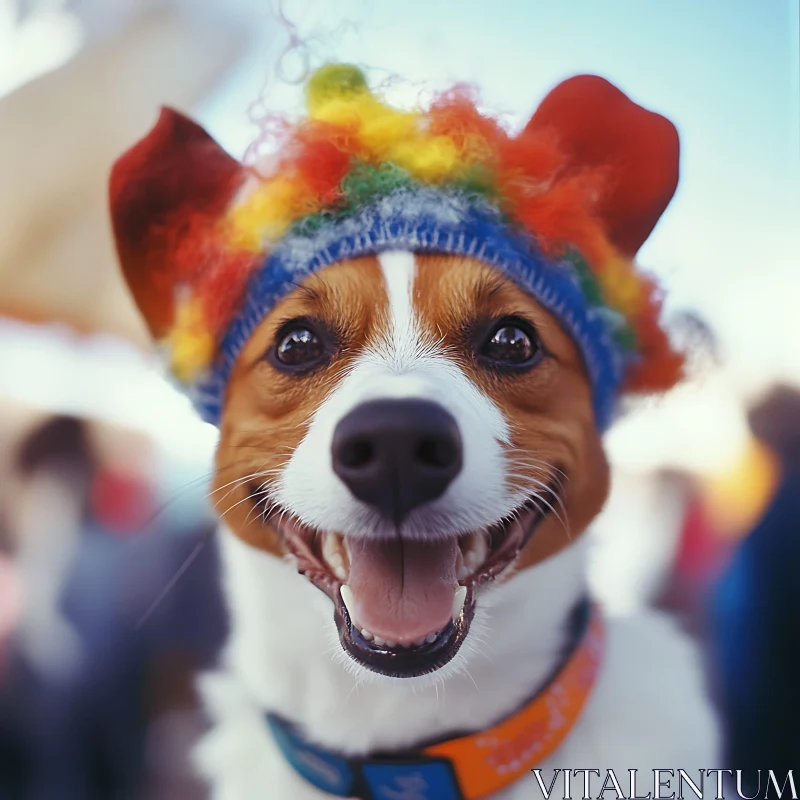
[504,462,563,482]
[208,462,287,511]
[243,482,281,526]
[529,492,571,541]
[211,480,263,514]
[505,463,568,486]
[207,467,272,498]
[135,459,255,533]
[135,531,212,629]
[504,454,569,479]
[218,485,273,521]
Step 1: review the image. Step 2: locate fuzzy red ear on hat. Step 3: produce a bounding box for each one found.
[525,75,679,258]
[109,109,247,338]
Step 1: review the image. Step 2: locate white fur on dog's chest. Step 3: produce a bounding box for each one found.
[194,528,719,799]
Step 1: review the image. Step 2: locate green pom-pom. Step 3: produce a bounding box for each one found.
[566,251,605,307]
[454,164,496,199]
[612,323,638,352]
[307,64,369,112]
[340,162,414,207]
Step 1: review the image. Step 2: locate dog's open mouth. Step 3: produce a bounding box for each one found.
[259,494,554,678]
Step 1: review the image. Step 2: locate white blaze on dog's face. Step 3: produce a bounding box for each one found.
[215,251,610,679]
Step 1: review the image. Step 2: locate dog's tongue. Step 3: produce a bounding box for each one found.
[346,537,459,644]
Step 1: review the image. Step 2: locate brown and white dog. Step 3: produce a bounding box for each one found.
[110,72,719,799]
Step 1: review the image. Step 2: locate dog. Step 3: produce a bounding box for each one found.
[109,64,719,799]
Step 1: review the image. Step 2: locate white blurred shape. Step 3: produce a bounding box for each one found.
[10,468,85,681]
[606,373,750,475]
[0,317,217,470]
[589,374,750,614]
[0,0,85,98]
[589,472,688,616]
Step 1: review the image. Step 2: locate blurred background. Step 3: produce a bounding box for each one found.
[0,0,798,796]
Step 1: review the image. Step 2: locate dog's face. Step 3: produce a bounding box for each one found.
[110,74,681,682]
[213,250,609,678]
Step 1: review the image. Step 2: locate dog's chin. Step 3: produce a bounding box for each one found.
[262,495,553,679]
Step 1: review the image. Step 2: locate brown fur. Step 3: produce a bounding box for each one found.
[213,256,387,552]
[413,255,609,567]
[212,253,609,572]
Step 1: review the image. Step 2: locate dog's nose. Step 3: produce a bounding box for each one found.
[332,399,463,523]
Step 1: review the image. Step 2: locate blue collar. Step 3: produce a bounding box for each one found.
[266,713,466,799]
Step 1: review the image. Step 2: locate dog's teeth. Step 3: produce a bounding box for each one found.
[340,585,359,628]
[323,533,350,580]
[384,639,397,649]
[322,533,338,561]
[452,586,467,621]
[425,631,439,644]
[360,628,374,641]
[455,548,466,579]
[464,533,489,570]
[373,636,386,647]
[458,532,490,578]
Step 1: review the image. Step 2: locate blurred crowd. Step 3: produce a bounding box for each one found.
[0,407,227,799]
[1,0,798,796]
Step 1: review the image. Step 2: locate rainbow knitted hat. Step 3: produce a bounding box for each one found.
[109,64,683,429]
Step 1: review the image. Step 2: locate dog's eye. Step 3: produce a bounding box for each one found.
[479,319,540,367]
[275,326,324,368]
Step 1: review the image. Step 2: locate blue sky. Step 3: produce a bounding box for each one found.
[201,0,800,403]
[205,0,799,195]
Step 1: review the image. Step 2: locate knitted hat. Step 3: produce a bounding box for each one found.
[109,64,683,429]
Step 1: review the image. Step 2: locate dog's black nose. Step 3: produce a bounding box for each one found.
[332,399,463,523]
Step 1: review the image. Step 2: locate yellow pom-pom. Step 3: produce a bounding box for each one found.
[390,136,460,182]
[228,177,310,251]
[167,295,216,383]
[599,256,649,315]
[307,63,370,116]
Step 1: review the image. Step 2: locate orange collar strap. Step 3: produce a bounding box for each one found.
[266,602,605,799]
[425,602,605,797]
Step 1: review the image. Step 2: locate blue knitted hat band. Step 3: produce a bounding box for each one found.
[192,187,631,429]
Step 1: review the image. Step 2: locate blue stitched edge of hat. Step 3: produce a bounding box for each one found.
[191,187,634,430]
